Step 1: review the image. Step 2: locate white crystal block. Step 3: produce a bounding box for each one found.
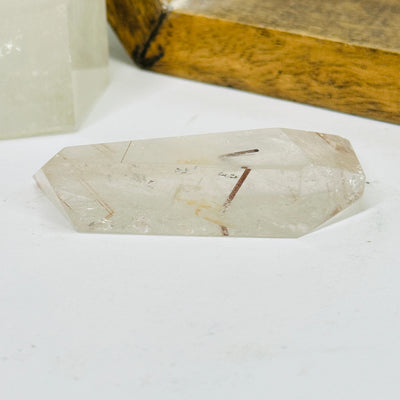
[35,128,366,237]
[0,0,109,139]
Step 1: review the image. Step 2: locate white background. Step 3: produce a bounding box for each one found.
[1,28,400,399]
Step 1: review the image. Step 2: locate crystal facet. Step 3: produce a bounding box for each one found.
[0,0,109,140]
[35,129,366,237]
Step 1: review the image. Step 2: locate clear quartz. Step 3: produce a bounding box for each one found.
[0,0,109,140]
[35,128,366,238]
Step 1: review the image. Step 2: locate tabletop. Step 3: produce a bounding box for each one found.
[1,27,400,399]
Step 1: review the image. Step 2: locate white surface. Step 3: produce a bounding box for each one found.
[1,28,400,399]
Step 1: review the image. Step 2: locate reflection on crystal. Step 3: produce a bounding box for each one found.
[35,128,366,237]
[0,0,109,139]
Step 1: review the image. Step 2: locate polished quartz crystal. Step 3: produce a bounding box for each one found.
[35,128,366,237]
[0,0,109,140]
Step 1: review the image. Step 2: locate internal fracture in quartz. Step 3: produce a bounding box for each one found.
[35,128,366,237]
[0,0,109,139]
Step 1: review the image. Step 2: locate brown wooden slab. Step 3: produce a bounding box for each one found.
[107,0,400,124]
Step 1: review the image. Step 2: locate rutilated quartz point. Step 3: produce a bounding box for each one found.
[0,0,109,140]
[35,128,366,238]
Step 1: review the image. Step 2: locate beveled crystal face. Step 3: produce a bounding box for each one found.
[35,128,366,237]
[0,0,109,139]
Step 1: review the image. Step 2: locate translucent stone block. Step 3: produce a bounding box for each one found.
[0,0,109,140]
[35,128,366,238]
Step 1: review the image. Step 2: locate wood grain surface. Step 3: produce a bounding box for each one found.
[107,0,400,124]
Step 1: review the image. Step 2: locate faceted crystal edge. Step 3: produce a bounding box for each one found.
[34,169,73,224]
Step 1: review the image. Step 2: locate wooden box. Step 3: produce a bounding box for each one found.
[107,0,400,124]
